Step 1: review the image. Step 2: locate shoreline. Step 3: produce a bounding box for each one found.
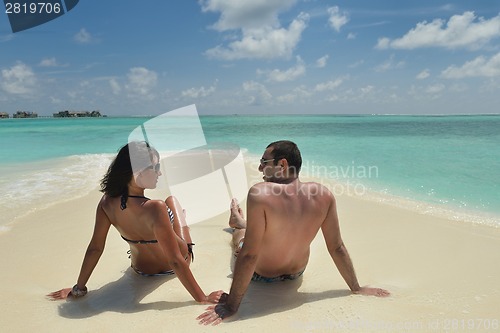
[244,152,500,228]
[2,152,499,231]
[0,160,499,332]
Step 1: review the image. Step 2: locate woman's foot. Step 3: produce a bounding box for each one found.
[232,228,245,258]
[233,238,244,258]
[229,198,246,229]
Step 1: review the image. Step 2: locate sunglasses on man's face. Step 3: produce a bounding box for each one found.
[260,158,275,166]
[145,163,161,172]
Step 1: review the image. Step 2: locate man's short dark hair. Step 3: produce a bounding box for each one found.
[267,140,302,174]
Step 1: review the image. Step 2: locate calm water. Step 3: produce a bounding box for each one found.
[1,114,499,228]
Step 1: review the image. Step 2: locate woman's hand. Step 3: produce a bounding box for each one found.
[203,290,225,304]
[46,288,72,300]
[353,286,390,297]
[46,284,88,300]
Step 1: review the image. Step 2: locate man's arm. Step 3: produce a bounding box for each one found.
[321,192,390,297]
[225,187,266,311]
[198,185,267,325]
[320,193,361,291]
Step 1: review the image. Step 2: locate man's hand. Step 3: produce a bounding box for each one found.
[197,300,236,326]
[353,286,390,297]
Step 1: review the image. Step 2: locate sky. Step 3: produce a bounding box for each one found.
[1,0,499,116]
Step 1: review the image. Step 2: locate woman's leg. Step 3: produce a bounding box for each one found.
[229,198,247,259]
[166,195,193,263]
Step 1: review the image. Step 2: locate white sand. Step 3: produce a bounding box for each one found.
[1,166,499,332]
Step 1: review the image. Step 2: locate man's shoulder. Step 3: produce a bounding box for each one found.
[249,180,334,200]
[248,182,274,198]
[300,181,334,198]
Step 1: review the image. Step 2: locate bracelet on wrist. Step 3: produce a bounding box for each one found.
[71,284,88,297]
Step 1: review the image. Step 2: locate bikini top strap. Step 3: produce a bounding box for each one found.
[120,194,128,210]
[121,194,150,210]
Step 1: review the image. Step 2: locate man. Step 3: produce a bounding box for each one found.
[197,140,390,325]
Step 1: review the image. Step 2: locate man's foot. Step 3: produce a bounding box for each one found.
[229,198,246,229]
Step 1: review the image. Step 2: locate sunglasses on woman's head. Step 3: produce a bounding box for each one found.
[145,163,161,172]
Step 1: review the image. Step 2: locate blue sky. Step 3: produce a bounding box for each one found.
[1,0,499,116]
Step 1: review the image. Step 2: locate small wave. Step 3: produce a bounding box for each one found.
[358,189,500,228]
[0,153,114,227]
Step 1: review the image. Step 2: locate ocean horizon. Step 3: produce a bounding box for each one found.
[1,114,499,230]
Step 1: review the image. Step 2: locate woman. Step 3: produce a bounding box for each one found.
[48,141,222,303]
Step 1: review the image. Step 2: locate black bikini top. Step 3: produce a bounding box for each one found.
[120,194,149,210]
[119,193,176,246]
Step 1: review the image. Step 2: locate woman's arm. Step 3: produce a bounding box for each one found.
[75,199,112,291]
[47,198,111,300]
[150,201,213,303]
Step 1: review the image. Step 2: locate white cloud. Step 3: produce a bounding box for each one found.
[74,28,92,44]
[347,32,356,40]
[425,84,446,94]
[449,83,468,92]
[263,56,306,82]
[182,81,218,98]
[349,60,364,69]
[277,85,312,103]
[276,93,296,103]
[360,85,374,94]
[327,6,349,32]
[441,52,500,78]
[314,78,344,92]
[205,12,308,60]
[242,81,272,105]
[0,34,14,42]
[200,0,297,31]
[416,69,431,80]
[316,55,329,68]
[201,1,308,60]
[374,55,405,72]
[109,78,121,95]
[376,12,500,50]
[376,37,390,49]
[50,96,62,104]
[39,57,59,67]
[125,67,158,98]
[1,62,36,94]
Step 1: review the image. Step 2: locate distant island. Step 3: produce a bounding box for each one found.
[53,110,104,118]
[0,110,105,119]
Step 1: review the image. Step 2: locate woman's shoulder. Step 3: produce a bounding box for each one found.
[143,199,169,214]
[98,193,117,208]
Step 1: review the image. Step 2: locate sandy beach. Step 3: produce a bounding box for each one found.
[1,162,499,333]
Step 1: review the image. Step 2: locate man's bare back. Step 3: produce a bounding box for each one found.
[239,180,333,278]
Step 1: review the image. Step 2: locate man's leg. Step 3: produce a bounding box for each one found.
[229,198,246,229]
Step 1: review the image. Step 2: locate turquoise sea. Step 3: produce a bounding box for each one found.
[1,114,499,230]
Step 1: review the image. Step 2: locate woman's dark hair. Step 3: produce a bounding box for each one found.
[100,141,158,197]
[267,140,302,174]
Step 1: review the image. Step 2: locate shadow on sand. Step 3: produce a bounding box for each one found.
[231,277,350,322]
[223,228,351,322]
[56,268,194,318]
